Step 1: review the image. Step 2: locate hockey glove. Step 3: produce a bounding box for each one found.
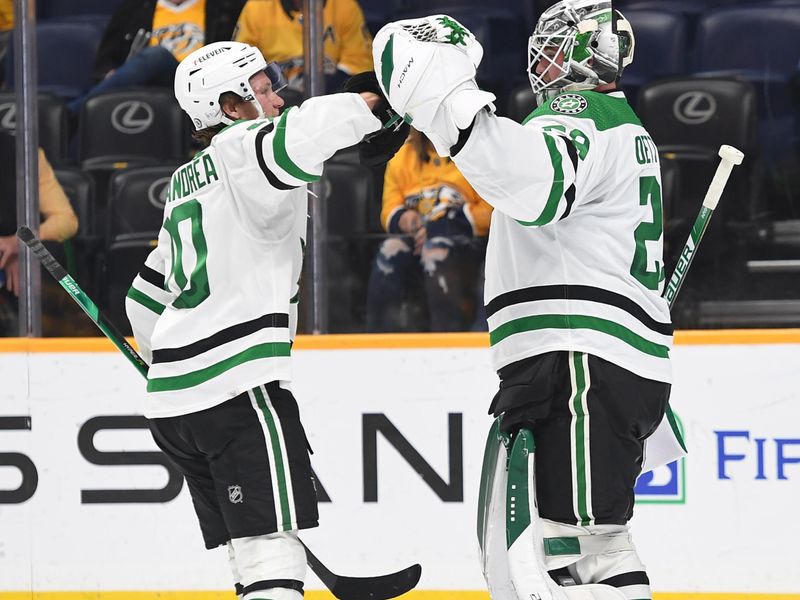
[343,71,411,167]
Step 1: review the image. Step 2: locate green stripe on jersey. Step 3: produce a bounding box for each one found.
[273,108,320,183]
[126,287,166,315]
[490,313,670,358]
[252,386,293,530]
[147,342,291,392]
[571,352,591,526]
[523,90,642,131]
[515,132,565,226]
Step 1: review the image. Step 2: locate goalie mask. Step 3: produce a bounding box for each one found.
[174,41,288,130]
[528,0,635,105]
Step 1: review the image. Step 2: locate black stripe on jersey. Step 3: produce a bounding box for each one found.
[139,264,165,288]
[485,284,673,336]
[559,139,579,220]
[598,571,650,588]
[450,117,476,157]
[151,312,290,364]
[255,123,297,191]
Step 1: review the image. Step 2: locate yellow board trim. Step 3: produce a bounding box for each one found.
[1,329,800,353]
[1,592,797,600]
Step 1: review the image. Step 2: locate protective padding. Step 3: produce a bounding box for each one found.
[506,428,559,600]
[477,417,515,600]
[230,531,306,589]
[373,18,495,154]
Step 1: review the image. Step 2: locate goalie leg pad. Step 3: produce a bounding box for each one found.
[483,425,631,600]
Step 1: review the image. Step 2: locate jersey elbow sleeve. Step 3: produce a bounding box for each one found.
[453,113,578,225]
[125,252,173,364]
[259,96,381,189]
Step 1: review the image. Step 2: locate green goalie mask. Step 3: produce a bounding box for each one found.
[528,0,635,105]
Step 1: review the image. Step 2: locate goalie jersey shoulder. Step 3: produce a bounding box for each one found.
[522,90,642,132]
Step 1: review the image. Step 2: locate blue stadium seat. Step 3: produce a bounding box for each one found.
[694,6,800,156]
[621,9,688,102]
[39,0,126,19]
[5,22,100,99]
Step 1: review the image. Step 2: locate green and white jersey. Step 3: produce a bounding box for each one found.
[454,91,672,383]
[125,93,380,418]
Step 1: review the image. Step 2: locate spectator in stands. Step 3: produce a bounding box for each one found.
[235,0,372,93]
[367,130,492,332]
[0,132,78,335]
[0,0,13,87]
[67,0,246,115]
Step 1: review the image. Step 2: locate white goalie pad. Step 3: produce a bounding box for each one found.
[478,422,628,600]
[373,15,496,154]
[641,404,687,473]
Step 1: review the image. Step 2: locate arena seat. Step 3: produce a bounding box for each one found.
[5,22,99,99]
[322,161,379,332]
[78,88,188,163]
[620,9,688,102]
[638,77,758,288]
[103,238,156,335]
[53,167,98,292]
[0,92,69,164]
[39,0,126,19]
[106,166,176,246]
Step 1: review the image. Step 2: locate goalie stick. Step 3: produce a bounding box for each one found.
[663,144,745,307]
[16,225,422,600]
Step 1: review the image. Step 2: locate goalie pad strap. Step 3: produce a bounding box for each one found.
[544,532,633,557]
[241,579,304,595]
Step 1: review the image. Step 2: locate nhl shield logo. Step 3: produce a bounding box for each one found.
[550,94,588,115]
[228,485,243,504]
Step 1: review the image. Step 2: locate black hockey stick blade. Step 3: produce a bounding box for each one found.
[301,541,421,600]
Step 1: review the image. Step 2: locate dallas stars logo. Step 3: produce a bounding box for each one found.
[437,16,469,46]
[550,94,588,115]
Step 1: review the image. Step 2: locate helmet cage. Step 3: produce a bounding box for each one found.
[527,3,629,105]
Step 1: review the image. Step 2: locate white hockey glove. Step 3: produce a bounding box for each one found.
[373,15,496,156]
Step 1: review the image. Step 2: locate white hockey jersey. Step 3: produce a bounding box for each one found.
[453,91,673,383]
[125,93,380,418]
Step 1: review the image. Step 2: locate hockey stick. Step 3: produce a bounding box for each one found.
[663,144,745,306]
[16,225,422,600]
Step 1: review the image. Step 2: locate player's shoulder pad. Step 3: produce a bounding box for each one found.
[522,90,642,132]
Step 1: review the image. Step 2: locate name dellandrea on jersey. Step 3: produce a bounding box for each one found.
[125,94,381,418]
[452,90,673,383]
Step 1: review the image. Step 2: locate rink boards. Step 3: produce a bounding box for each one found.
[1,331,799,598]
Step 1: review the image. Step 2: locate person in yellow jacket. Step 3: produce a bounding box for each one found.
[0,0,12,86]
[235,0,372,93]
[0,133,79,335]
[368,129,493,332]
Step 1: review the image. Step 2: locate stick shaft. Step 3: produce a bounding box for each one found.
[662,147,743,307]
[17,228,148,376]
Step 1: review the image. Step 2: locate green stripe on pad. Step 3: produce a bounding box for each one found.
[544,536,581,556]
[273,108,320,183]
[126,287,166,315]
[253,386,293,530]
[147,342,291,392]
[489,313,670,358]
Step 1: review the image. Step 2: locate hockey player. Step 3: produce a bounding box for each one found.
[372,3,676,599]
[125,41,402,600]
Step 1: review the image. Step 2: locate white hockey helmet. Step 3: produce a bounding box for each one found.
[528,0,635,105]
[174,41,287,130]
